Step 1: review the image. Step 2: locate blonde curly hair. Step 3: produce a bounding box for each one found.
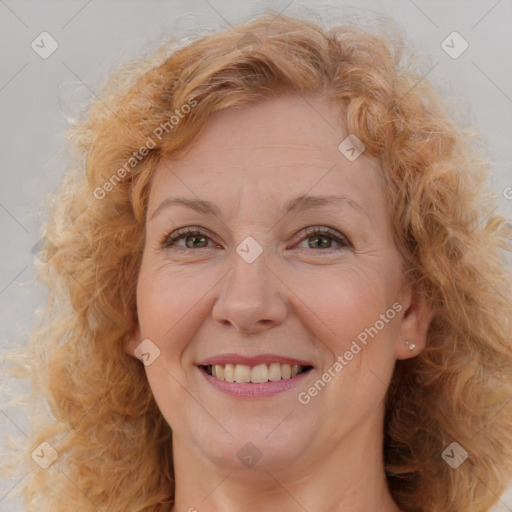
[3,10,512,512]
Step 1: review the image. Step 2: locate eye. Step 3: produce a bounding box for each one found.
[161,227,216,250]
[293,226,352,251]
[160,225,352,252]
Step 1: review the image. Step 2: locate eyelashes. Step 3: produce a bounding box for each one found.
[160,227,213,250]
[159,225,352,252]
[297,226,351,250]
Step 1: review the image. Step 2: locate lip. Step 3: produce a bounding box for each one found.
[197,353,314,367]
[198,365,313,398]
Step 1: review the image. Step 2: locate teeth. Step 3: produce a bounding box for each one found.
[281,364,291,379]
[268,363,282,381]
[224,364,235,382]
[251,364,268,383]
[214,364,224,380]
[234,364,251,383]
[206,363,307,383]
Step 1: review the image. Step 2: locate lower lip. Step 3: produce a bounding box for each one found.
[198,367,313,398]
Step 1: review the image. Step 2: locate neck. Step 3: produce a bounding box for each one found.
[169,411,402,512]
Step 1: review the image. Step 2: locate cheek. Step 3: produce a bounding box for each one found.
[135,265,213,380]
[136,266,213,429]
[137,263,217,335]
[288,264,400,391]
[295,265,396,342]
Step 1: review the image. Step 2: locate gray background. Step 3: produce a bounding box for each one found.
[1,0,511,510]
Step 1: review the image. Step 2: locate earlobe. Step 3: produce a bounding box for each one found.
[395,288,432,360]
[123,324,142,360]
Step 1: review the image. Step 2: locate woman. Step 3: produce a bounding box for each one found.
[8,11,512,512]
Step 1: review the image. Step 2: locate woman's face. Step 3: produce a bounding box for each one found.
[127,94,427,472]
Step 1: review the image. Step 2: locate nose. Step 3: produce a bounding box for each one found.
[211,248,288,334]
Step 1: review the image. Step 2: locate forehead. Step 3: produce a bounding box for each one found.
[149,94,385,216]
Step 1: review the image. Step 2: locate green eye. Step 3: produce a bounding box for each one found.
[161,226,352,252]
[297,227,351,251]
[162,228,211,249]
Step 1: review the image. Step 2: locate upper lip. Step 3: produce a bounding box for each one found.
[197,353,314,367]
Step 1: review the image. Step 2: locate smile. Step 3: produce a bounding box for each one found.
[201,362,312,383]
[197,354,315,397]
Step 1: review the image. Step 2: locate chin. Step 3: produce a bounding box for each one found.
[189,421,311,471]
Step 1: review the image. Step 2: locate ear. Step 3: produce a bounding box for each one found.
[395,285,432,360]
[123,323,143,360]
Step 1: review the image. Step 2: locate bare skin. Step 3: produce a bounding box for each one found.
[125,94,430,512]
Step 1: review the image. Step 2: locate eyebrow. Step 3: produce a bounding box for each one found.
[149,194,368,221]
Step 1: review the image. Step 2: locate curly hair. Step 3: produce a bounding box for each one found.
[3,10,512,512]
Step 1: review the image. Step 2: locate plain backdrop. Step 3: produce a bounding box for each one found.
[1,1,511,510]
